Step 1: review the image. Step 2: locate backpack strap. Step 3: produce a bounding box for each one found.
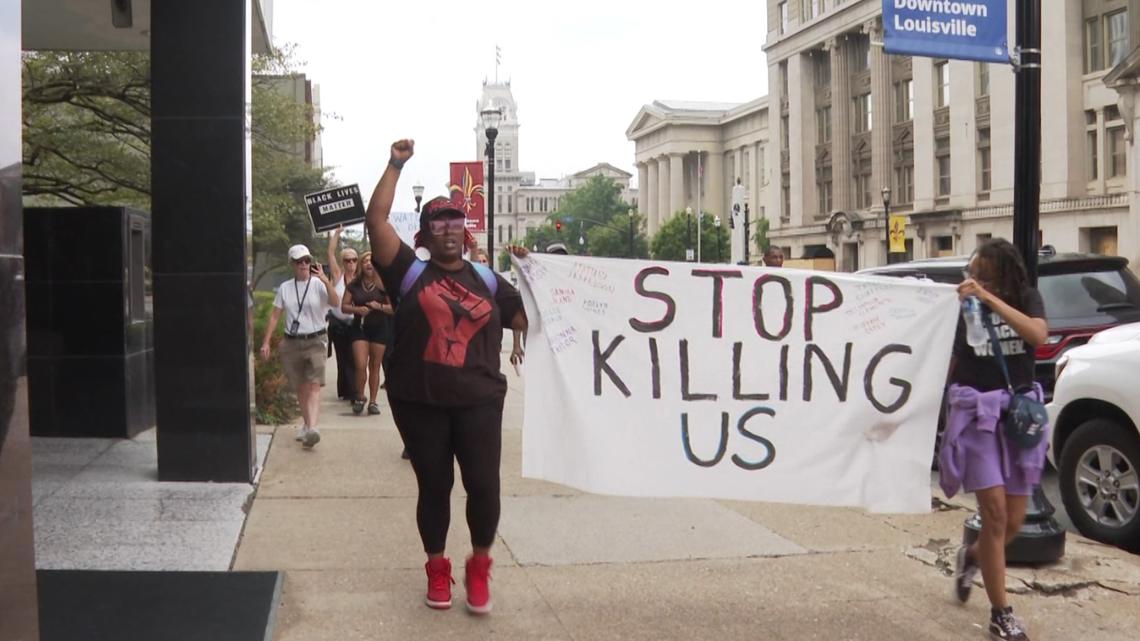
[399,259,429,298]
[398,258,498,299]
[471,262,498,297]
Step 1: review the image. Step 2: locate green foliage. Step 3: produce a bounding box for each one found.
[252,291,298,425]
[21,46,333,290]
[521,223,580,256]
[650,210,731,263]
[752,216,771,255]
[583,211,649,259]
[553,175,629,229]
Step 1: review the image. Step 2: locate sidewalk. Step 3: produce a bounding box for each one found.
[234,362,1140,641]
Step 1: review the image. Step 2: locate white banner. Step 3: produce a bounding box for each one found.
[515,255,960,513]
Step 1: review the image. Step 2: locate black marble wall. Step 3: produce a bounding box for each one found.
[151,0,255,482]
[24,207,154,438]
[0,0,40,634]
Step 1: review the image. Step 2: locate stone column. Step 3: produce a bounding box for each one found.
[867,19,893,211]
[913,56,935,210]
[949,60,976,207]
[637,162,648,218]
[669,153,685,222]
[787,52,812,226]
[829,36,852,212]
[646,159,659,235]
[658,155,671,227]
[706,150,725,217]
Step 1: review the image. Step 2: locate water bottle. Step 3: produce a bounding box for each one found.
[962,296,988,347]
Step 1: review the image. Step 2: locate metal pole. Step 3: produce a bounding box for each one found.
[697,152,703,263]
[486,131,497,260]
[628,212,634,257]
[743,204,750,264]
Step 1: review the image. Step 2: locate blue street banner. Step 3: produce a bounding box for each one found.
[883,0,1008,64]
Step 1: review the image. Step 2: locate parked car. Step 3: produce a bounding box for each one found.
[858,251,1140,400]
[1046,323,1140,551]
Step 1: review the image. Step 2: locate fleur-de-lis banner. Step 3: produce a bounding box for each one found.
[449,162,486,234]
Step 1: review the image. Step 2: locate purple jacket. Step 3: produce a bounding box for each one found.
[938,383,1050,498]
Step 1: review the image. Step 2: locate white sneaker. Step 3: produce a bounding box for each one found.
[294,426,305,442]
[302,427,321,449]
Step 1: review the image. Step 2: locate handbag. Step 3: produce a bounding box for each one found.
[982,310,1049,449]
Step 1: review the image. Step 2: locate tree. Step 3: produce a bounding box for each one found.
[752,216,771,257]
[521,222,579,256]
[553,175,628,231]
[584,210,649,259]
[21,47,332,288]
[650,210,731,263]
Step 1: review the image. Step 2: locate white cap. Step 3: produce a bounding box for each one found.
[288,244,311,261]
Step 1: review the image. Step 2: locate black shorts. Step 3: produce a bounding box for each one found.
[355,321,389,345]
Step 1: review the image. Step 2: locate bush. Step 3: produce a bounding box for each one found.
[253,291,299,425]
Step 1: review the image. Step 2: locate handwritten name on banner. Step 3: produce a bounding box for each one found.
[514,255,960,513]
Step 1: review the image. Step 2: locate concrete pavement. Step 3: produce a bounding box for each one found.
[234,363,1140,641]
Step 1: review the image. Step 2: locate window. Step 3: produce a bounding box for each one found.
[498,225,504,243]
[1086,226,1119,256]
[932,236,954,257]
[816,106,832,143]
[934,61,950,108]
[1109,125,1127,178]
[852,36,870,72]
[895,149,914,204]
[978,128,991,193]
[935,137,951,196]
[779,62,789,99]
[778,2,788,34]
[817,166,833,214]
[1108,10,1129,67]
[815,55,831,87]
[895,79,913,122]
[1087,109,1099,181]
[854,167,872,210]
[781,184,791,218]
[781,115,790,150]
[854,93,872,133]
[977,63,989,96]
[1086,17,1104,73]
[801,0,819,22]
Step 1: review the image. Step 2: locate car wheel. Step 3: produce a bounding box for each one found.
[1058,418,1140,552]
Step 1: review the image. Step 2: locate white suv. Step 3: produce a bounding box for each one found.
[1047,322,1140,552]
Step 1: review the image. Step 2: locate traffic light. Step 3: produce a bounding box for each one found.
[555,221,563,233]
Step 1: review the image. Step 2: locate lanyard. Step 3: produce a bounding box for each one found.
[293,277,314,321]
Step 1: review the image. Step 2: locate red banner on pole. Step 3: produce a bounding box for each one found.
[449,161,486,234]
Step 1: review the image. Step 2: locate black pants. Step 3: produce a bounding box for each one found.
[389,398,504,554]
[327,321,356,399]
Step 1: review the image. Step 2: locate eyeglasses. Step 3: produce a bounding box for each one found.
[293,257,312,265]
[343,257,358,263]
[428,218,467,235]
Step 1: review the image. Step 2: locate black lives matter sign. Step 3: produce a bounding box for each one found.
[304,184,366,232]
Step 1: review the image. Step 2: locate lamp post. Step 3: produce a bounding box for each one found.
[481,106,503,259]
[413,182,424,213]
[714,215,722,263]
[743,203,751,265]
[881,186,892,266]
[685,206,693,261]
[627,208,635,258]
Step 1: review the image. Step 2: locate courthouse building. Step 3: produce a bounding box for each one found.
[629,0,1140,271]
[475,81,638,248]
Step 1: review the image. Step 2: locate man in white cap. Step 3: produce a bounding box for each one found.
[260,244,340,448]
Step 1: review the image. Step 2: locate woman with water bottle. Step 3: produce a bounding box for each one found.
[939,238,1049,641]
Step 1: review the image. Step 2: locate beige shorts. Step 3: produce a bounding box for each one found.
[279,337,327,387]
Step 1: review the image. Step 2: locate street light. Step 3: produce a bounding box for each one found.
[714,214,722,263]
[881,186,892,266]
[627,208,635,258]
[481,106,503,260]
[685,206,693,261]
[413,182,424,213]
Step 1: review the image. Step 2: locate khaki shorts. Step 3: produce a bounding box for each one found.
[279,337,327,387]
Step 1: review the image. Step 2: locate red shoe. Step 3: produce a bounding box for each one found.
[464,554,493,615]
[424,557,454,610]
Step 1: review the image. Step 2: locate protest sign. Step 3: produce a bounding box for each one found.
[514,255,959,513]
[304,184,365,232]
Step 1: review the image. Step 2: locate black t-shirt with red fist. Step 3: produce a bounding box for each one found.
[376,244,523,406]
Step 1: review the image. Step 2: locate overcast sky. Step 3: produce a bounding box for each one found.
[271,0,769,211]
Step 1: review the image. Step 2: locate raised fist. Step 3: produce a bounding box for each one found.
[390,139,415,165]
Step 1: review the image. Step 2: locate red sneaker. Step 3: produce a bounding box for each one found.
[465,554,494,615]
[424,557,454,610]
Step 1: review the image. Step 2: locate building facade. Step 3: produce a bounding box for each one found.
[629,0,1140,271]
[474,83,638,248]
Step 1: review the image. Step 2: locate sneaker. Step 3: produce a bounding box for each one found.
[464,554,493,615]
[953,544,979,603]
[989,607,1030,641]
[352,399,365,415]
[368,402,381,415]
[294,426,305,442]
[424,557,454,610]
[301,427,321,449]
